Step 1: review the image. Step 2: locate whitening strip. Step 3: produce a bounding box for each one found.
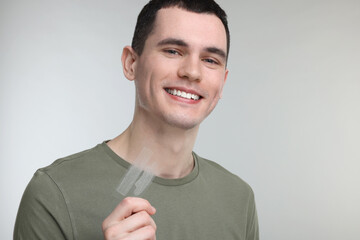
[117,148,155,196]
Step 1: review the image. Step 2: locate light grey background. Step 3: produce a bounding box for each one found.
[1,0,359,239]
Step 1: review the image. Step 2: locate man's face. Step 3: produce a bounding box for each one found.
[131,7,228,129]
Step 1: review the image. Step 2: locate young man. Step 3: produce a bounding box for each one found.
[14,0,259,239]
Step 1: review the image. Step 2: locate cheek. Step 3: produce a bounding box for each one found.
[134,60,170,103]
[208,73,226,97]
[136,56,173,82]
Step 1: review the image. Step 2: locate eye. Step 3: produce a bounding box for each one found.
[202,58,219,65]
[164,49,181,56]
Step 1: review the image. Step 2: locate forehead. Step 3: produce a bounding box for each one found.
[148,7,227,51]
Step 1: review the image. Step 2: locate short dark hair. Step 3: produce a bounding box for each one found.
[131,0,230,60]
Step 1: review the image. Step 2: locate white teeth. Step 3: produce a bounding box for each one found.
[192,94,199,100]
[166,88,200,100]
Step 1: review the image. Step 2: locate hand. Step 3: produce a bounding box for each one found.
[102,197,157,240]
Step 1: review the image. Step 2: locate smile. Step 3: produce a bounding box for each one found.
[165,88,200,100]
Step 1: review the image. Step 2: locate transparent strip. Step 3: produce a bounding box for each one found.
[117,148,155,196]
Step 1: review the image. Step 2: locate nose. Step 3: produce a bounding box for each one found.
[177,56,201,81]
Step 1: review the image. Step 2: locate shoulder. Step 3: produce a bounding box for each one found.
[15,166,74,239]
[42,143,103,170]
[32,142,121,194]
[194,152,255,197]
[13,144,108,240]
[39,142,114,178]
[23,143,106,201]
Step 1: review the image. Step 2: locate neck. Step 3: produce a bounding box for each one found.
[107,112,199,179]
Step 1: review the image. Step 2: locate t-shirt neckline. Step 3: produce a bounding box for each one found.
[100,141,199,186]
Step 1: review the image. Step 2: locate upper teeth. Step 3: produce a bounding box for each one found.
[166,88,200,100]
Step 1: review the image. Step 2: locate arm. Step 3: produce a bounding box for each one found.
[14,170,73,240]
[246,189,259,240]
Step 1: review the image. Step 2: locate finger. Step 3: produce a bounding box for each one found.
[115,197,156,219]
[125,225,156,240]
[103,197,156,230]
[103,212,156,240]
[120,210,157,233]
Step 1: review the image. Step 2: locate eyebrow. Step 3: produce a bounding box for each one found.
[157,37,227,60]
[206,47,226,60]
[157,38,188,47]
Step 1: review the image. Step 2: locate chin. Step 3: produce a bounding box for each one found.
[161,114,202,130]
[169,121,199,130]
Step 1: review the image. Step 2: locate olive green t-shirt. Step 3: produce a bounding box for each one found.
[14,142,259,240]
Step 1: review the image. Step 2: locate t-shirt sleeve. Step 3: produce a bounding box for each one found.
[14,170,74,240]
[246,188,259,240]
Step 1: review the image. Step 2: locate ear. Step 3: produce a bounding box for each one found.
[121,46,138,81]
[219,69,229,99]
